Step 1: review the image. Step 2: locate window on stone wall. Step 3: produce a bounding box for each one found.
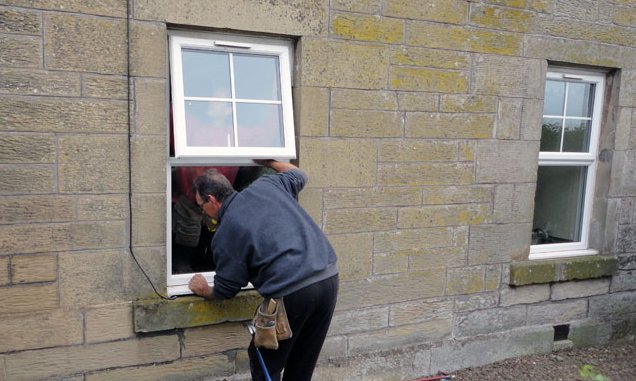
[530,69,606,260]
[167,31,296,296]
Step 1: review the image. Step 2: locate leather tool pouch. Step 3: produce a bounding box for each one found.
[253,297,292,350]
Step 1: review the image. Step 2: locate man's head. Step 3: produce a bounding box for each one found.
[193,169,234,218]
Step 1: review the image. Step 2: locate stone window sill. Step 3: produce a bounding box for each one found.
[509,255,617,287]
[133,290,261,333]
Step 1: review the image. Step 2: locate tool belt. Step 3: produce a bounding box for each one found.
[252,297,292,350]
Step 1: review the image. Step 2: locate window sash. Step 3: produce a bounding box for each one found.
[530,69,605,260]
[169,32,296,162]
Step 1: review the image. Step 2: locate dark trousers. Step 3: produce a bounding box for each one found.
[249,274,339,381]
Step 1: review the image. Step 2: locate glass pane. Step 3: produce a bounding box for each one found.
[235,103,283,147]
[540,118,562,152]
[566,82,594,118]
[532,166,587,245]
[234,54,281,101]
[563,119,592,152]
[544,80,565,116]
[182,50,231,98]
[185,101,234,147]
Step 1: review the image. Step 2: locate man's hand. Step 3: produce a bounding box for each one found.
[253,159,297,173]
[188,274,214,300]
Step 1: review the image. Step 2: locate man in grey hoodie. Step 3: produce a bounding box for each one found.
[188,159,338,381]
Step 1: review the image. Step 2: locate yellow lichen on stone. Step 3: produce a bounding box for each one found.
[332,13,404,43]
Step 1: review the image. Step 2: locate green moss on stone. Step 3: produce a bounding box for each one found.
[561,256,617,281]
[509,262,557,286]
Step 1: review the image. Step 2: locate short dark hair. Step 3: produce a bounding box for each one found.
[193,169,234,203]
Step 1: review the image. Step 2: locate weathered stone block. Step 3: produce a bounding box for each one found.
[300,38,389,89]
[454,306,527,337]
[0,308,82,353]
[614,107,633,151]
[469,223,531,265]
[11,253,56,284]
[408,21,523,56]
[299,138,376,187]
[493,183,536,223]
[485,264,502,290]
[560,255,618,280]
[406,113,494,139]
[0,165,55,195]
[447,266,486,295]
[349,320,451,355]
[473,55,544,97]
[0,256,8,286]
[59,134,128,193]
[409,246,467,270]
[459,141,476,161]
[332,0,381,14]
[0,134,56,164]
[318,335,348,362]
[496,98,523,139]
[131,194,165,246]
[430,326,553,373]
[422,186,492,205]
[397,92,438,112]
[44,14,126,74]
[338,270,446,310]
[0,196,74,224]
[613,5,636,27]
[391,67,468,93]
[454,292,498,312]
[122,246,166,300]
[0,35,41,68]
[569,320,613,348]
[391,46,470,70]
[0,96,128,133]
[470,4,536,32]
[294,86,329,137]
[390,299,453,326]
[509,261,557,286]
[85,302,134,343]
[524,35,636,69]
[3,0,127,17]
[129,20,167,78]
[86,355,234,381]
[611,270,636,293]
[551,278,610,300]
[373,252,408,274]
[4,335,180,380]
[500,284,550,306]
[183,322,250,356]
[619,70,636,107]
[331,88,398,110]
[476,141,539,183]
[0,68,80,96]
[526,300,588,325]
[324,187,420,209]
[0,283,58,314]
[131,135,166,193]
[135,0,328,36]
[77,194,127,221]
[133,291,260,332]
[379,162,474,186]
[324,207,396,234]
[398,203,490,229]
[331,109,402,137]
[538,13,636,47]
[329,306,389,335]
[328,233,373,281]
[298,187,322,226]
[440,94,497,113]
[609,151,636,197]
[134,78,167,135]
[383,0,467,24]
[379,140,458,162]
[0,7,40,35]
[521,98,544,141]
[331,13,404,43]
[82,74,128,100]
[59,250,125,307]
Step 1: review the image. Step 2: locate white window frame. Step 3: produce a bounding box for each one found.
[530,69,605,260]
[166,31,296,296]
[169,31,296,163]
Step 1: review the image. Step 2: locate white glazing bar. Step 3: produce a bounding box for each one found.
[229,52,239,148]
[560,82,569,152]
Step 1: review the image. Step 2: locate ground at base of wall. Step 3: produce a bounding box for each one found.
[447,340,635,381]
